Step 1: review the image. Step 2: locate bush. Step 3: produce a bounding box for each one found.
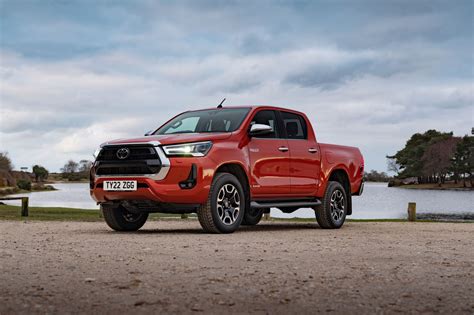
[31,184,56,191]
[17,179,32,191]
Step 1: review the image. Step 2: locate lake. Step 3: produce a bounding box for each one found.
[4,182,473,219]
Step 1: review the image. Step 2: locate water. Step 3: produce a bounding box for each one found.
[4,183,98,210]
[4,182,473,219]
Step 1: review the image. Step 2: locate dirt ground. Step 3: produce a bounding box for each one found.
[0,220,473,314]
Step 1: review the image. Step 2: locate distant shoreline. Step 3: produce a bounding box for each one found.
[390,183,473,191]
[0,184,57,197]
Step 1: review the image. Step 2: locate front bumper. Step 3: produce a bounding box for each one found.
[90,156,215,205]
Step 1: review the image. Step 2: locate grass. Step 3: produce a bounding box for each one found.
[271,217,441,223]
[1,204,471,223]
[0,205,180,221]
[0,205,102,221]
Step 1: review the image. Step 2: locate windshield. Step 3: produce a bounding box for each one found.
[155,108,251,135]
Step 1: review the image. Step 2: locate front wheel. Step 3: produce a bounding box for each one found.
[315,181,347,229]
[197,173,245,233]
[101,204,149,231]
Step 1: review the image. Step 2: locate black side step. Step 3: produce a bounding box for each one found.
[250,200,321,209]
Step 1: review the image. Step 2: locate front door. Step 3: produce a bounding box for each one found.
[248,110,291,198]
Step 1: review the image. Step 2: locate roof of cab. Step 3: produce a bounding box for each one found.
[192,105,305,115]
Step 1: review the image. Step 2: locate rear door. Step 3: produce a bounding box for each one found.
[248,110,291,197]
[279,111,321,196]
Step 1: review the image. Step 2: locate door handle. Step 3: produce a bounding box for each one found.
[308,148,318,153]
[278,146,289,152]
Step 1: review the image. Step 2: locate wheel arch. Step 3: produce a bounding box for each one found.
[215,162,251,211]
[327,168,352,215]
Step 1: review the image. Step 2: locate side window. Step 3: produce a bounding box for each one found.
[280,111,307,139]
[250,110,279,138]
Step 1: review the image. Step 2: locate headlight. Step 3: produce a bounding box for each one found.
[162,141,212,157]
[93,147,102,159]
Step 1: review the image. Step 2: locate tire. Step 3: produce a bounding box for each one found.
[197,173,245,233]
[101,204,149,231]
[242,207,265,226]
[315,181,347,229]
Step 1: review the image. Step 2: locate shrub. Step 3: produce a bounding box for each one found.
[17,179,32,191]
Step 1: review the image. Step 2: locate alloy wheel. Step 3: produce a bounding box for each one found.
[330,189,345,223]
[216,184,241,225]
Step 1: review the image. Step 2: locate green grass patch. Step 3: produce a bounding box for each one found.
[0,205,181,221]
[1,205,470,223]
[0,204,102,221]
[266,217,472,223]
[270,217,410,223]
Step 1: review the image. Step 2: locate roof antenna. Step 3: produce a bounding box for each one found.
[217,98,226,108]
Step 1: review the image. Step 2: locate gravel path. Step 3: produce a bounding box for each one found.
[1,220,473,314]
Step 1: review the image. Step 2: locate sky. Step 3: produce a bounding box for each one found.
[0,0,473,172]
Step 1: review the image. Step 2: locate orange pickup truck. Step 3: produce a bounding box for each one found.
[90,106,364,233]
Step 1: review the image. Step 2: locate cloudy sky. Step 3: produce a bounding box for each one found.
[0,0,472,172]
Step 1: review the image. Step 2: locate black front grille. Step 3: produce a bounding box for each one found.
[97,145,158,161]
[96,164,161,176]
[95,144,161,176]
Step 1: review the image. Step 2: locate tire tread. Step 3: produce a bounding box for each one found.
[197,173,227,233]
[315,181,346,229]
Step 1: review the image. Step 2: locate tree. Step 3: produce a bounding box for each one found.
[60,160,91,181]
[387,158,400,174]
[364,170,392,182]
[61,160,79,174]
[32,165,49,182]
[0,152,13,171]
[79,160,93,173]
[451,135,474,187]
[17,179,31,191]
[387,130,453,182]
[421,137,460,185]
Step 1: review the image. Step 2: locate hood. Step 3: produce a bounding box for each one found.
[103,132,233,146]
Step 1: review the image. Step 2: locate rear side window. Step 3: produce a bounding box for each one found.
[250,110,279,138]
[280,111,307,139]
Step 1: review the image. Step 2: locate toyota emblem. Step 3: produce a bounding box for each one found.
[116,147,130,159]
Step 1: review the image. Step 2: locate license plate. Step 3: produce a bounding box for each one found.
[103,180,137,191]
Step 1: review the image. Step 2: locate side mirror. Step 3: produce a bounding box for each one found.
[249,124,273,137]
[144,130,153,136]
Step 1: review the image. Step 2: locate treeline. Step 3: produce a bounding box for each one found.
[60,160,92,181]
[0,152,94,189]
[364,170,392,182]
[387,130,473,186]
[0,152,52,191]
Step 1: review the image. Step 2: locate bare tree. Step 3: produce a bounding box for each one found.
[387,158,400,174]
[79,160,93,173]
[61,160,79,174]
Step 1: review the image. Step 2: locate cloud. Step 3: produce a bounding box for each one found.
[283,53,418,90]
[0,1,473,172]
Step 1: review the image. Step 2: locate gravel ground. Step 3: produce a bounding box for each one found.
[0,220,473,314]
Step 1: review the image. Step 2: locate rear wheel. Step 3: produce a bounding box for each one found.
[315,181,347,229]
[101,204,149,231]
[197,173,245,233]
[242,207,265,226]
